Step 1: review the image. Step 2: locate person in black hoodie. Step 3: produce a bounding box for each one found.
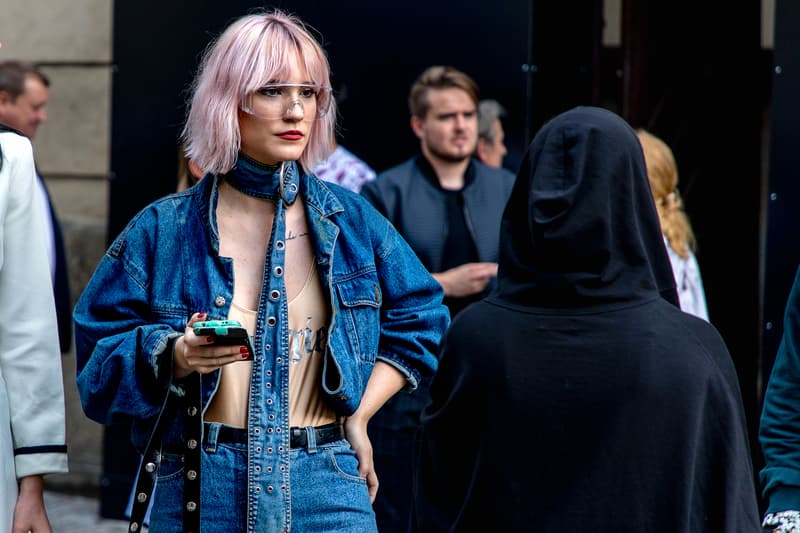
[412,106,760,532]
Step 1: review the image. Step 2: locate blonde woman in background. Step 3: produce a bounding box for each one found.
[637,129,709,321]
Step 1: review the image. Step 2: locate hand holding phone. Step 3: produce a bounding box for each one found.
[193,319,254,360]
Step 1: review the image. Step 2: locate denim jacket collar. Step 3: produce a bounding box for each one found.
[226,154,299,205]
[196,160,345,259]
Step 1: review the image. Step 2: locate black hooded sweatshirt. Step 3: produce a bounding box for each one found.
[412,107,760,532]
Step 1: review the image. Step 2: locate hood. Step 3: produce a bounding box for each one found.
[493,106,678,309]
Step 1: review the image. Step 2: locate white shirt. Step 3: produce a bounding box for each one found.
[664,236,709,321]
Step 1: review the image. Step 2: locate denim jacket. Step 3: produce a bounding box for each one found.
[74,164,448,530]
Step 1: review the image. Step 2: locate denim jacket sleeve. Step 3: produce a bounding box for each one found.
[371,214,450,390]
[73,211,181,426]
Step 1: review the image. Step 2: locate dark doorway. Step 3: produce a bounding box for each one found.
[530,0,768,450]
[619,0,768,464]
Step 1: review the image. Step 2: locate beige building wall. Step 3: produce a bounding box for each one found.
[0,0,113,492]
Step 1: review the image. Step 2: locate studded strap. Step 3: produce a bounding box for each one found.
[182,373,202,532]
[128,353,175,533]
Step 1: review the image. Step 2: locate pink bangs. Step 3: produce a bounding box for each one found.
[182,11,336,175]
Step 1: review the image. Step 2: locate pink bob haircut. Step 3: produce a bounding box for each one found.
[182,10,336,175]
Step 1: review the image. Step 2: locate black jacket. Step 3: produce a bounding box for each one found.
[413,107,760,532]
[361,156,515,274]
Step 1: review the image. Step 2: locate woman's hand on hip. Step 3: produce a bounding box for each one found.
[344,415,378,502]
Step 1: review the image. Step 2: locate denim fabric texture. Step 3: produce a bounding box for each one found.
[150,433,377,533]
[73,160,448,532]
[289,435,377,532]
[150,432,248,532]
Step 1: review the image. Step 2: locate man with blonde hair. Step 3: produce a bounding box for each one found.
[361,65,514,532]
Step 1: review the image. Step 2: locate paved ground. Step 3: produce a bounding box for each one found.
[43,490,129,532]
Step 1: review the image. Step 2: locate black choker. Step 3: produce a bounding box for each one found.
[225,154,300,206]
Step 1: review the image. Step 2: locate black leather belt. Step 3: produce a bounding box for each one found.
[203,422,247,444]
[203,422,344,448]
[290,422,345,448]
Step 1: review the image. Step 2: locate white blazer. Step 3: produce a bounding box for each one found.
[0,131,67,531]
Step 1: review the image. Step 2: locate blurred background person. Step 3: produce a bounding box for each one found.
[314,142,376,193]
[475,98,508,169]
[0,125,68,532]
[313,83,377,193]
[413,107,759,532]
[176,142,205,192]
[637,129,709,321]
[361,66,514,533]
[760,265,800,532]
[0,61,72,352]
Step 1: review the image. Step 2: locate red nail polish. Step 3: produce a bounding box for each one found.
[198,312,207,319]
[240,346,249,354]
[241,352,249,359]
[207,336,215,343]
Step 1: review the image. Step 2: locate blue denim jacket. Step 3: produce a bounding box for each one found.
[74,163,448,530]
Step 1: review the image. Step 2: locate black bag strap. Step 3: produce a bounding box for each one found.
[128,337,204,533]
[128,360,175,533]
[182,372,202,532]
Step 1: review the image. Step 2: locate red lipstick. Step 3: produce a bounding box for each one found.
[278,130,303,141]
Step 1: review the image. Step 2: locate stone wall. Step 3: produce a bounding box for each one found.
[0,0,113,492]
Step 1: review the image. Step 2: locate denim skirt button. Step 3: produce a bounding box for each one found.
[214,296,226,307]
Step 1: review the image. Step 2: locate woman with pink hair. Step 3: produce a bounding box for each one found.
[74,11,447,532]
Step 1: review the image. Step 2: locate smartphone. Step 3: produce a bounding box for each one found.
[193,319,254,360]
